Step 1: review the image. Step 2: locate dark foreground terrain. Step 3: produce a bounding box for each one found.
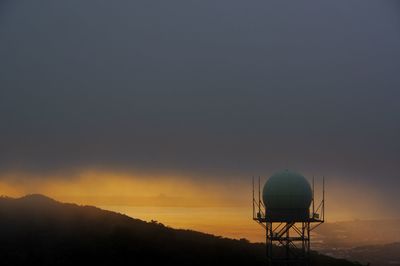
[0,195,361,266]
[318,243,400,266]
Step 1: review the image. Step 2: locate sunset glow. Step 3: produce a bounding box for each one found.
[1,1,399,265]
[0,169,393,242]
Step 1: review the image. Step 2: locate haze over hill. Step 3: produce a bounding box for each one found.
[313,220,400,266]
[314,220,400,249]
[1,0,400,222]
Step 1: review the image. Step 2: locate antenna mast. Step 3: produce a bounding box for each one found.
[258,176,261,215]
[322,176,325,221]
[312,176,315,218]
[252,176,255,218]
[252,172,325,266]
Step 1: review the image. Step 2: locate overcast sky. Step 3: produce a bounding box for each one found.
[1,0,400,213]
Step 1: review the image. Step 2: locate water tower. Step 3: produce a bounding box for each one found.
[252,170,325,266]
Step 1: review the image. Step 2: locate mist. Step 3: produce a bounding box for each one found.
[1,0,400,218]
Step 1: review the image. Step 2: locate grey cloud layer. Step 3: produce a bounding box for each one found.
[0,0,399,187]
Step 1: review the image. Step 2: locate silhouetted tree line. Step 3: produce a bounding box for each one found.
[0,195,362,266]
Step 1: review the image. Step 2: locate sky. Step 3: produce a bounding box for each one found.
[0,0,400,235]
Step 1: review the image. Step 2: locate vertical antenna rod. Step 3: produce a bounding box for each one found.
[252,176,255,218]
[312,176,315,218]
[323,176,325,221]
[258,176,261,215]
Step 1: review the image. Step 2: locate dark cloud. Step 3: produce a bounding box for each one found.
[0,0,399,197]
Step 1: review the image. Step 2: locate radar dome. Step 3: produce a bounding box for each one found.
[262,170,312,221]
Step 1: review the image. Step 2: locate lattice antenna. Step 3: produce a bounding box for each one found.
[252,171,326,266]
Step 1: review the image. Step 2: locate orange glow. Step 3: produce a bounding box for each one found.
[0,170,264,241]
[0,170,246,207]
[0,170,391,242]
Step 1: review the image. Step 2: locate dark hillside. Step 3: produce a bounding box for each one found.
[0,195,361,266]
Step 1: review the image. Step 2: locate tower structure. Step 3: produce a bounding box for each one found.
[252,170,325,266]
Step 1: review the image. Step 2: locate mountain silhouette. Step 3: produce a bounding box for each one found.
[0,194,361,266]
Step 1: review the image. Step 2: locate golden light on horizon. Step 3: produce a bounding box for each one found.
[0,169,264,241]
[0,169,392,242]
[0,170,244,206]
